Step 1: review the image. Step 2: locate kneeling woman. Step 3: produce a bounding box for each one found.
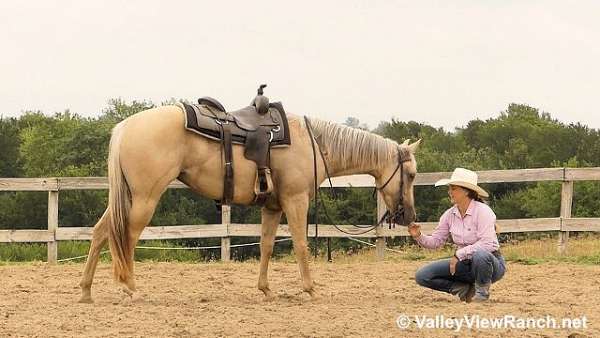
[408,168,506,303]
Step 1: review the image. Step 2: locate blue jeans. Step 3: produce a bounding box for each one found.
[415,249,506,293]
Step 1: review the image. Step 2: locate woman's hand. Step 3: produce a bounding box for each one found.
[408,222,421,238]
[449,255,459,275]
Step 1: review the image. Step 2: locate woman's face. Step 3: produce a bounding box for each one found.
[448,185,470,205]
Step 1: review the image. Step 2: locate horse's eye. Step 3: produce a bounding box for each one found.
[409,173,416,180]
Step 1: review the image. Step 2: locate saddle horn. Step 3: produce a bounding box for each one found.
[253,84,270,115]
[257,84,267,95]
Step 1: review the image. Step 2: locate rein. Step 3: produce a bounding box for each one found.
[303,117,413,246]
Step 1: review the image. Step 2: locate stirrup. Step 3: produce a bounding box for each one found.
[254,168,274,204]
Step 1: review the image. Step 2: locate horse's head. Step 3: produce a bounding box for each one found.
[375,139,421,226]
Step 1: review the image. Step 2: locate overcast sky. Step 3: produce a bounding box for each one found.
[1,1,599,131]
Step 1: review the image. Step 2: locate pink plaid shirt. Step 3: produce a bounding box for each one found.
[416,200,499,260]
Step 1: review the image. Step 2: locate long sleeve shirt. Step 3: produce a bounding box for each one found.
[415,200,499,260]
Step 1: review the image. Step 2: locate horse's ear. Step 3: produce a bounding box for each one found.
[408,139,422,153]
[401,139,410,146]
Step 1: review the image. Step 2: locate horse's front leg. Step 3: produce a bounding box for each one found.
[257,207,282,300]
[282,194,316,298]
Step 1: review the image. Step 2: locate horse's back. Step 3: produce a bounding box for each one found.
[124,104,185,132]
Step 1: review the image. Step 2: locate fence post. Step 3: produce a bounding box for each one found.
[558,180,573,254]
[376,194,387,260]
[47,190,59,264]
[221,205,231,262]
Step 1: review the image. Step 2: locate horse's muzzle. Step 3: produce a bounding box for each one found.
[391,206,416,226]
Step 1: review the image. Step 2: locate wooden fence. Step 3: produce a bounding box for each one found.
[1,167,600,263]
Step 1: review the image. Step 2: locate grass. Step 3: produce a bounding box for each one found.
[290,233,600,265]
[501,235,600,265]
[0,240,206,264]
[382,234,600,266]
[1,234,600,265]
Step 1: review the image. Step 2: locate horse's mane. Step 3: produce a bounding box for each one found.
[304,117,399,170]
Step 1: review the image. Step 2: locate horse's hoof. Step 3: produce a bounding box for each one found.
[305,289,318,300]
[131,293,144,303]
[116,287,134,306]
[121,286,134,297]
[78,296,94,304]
[118,292,135,306]
[263,294,276,302]
[259,287,275,300]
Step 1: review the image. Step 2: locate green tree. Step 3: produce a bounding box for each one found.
[0,117,21,177]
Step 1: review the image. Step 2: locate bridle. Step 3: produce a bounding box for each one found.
[374,148,413,227]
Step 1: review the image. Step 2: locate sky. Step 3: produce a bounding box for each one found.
[1,1,599,131]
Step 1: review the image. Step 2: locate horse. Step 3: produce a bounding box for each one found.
[78,103,420,303]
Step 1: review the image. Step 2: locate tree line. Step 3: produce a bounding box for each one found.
[1,100,599,258]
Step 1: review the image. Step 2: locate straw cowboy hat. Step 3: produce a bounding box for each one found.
[434,168,489,198]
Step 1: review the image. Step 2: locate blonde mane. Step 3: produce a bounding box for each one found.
[306,117,400,170]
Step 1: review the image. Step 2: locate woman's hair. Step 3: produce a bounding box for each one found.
[466,188,485,203]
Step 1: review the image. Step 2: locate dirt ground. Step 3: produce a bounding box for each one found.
[0,259,598,338]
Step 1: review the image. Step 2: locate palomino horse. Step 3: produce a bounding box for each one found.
[78,104,420,303]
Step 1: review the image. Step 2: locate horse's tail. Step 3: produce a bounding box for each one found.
[106,121,132,283]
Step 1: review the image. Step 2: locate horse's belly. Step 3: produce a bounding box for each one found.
[181,140,260,204]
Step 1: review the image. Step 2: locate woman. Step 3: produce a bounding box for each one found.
[408,168,506,303]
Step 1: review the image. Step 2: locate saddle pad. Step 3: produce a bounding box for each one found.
[180,102,291,147]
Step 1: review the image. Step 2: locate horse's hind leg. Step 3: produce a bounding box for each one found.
[119,196,160,299]
[257,207,282,300]
[79,209,110,303]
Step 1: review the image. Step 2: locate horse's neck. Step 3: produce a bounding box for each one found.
[307,118,392,180]
[328,161,379,178]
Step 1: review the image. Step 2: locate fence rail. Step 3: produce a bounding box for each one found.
[1,167,600,263]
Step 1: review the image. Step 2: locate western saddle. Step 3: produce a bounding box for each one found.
[181,84,291,205]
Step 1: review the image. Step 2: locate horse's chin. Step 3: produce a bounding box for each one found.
[398,219,412,227]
